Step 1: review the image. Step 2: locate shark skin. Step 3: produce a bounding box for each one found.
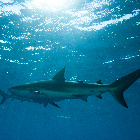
[0,67,140,108]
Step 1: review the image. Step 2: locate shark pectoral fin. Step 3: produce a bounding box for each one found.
[96,94,102,99]
[49,102,60,108]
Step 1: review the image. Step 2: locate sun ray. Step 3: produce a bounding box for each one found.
[31,0,68,11]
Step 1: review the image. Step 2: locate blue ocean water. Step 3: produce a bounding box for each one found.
[0,0,140,139]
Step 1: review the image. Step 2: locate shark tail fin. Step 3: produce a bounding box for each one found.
[0,89,8,105]
[109,69,140,108]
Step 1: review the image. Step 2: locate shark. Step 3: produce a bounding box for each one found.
[0,67,139,108]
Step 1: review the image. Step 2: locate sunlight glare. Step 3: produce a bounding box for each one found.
[31,0,68,10]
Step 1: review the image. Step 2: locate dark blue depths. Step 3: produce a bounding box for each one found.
[0,0,140,140]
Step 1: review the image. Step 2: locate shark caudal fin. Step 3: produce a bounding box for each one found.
[109,69,140,108]
[0,89,9,105]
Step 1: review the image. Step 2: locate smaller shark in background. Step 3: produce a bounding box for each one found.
[0,67,140,108]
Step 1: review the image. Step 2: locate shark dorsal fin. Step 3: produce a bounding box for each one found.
[77,80,84,84]
[96,80,102,84]
[52,66,66,82]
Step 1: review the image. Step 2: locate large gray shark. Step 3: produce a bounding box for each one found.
[0,67,139,108]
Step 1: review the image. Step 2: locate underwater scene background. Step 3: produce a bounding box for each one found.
[0,0,140,139]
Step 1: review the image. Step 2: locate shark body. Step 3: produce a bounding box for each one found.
[0,67,140,108]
